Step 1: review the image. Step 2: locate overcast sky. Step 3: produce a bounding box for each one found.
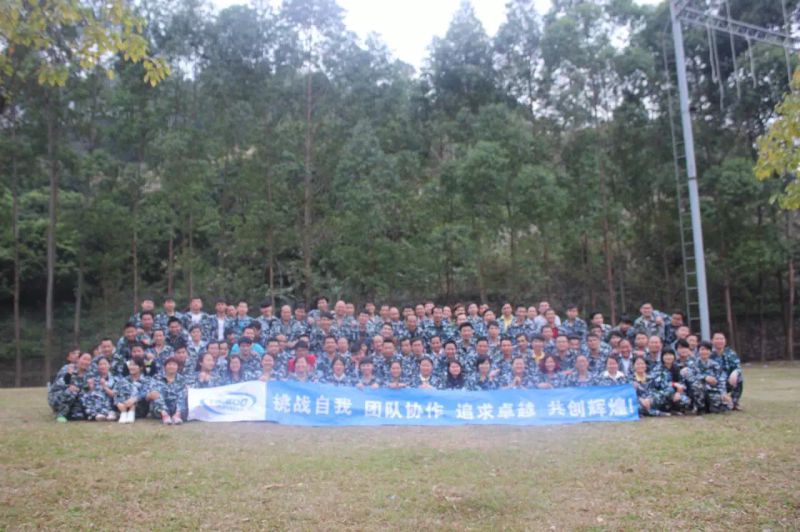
[210,0,660,70]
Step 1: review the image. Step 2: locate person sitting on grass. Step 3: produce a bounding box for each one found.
[156,356,187,425]
[534,355,564,389]
[124,358,166,422]
[50,352,93,422]
[82,357,119,421]
[631,356,671,417]
[383,359,408,389]
[689,341,731,414]
[654,348,692,415]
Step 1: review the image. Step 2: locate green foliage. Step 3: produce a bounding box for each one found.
[755,69,800,209]
[0,0,795,352]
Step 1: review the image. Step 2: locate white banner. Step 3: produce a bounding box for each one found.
[187,381,267,422]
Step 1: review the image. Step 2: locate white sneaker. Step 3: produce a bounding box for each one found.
[95,414,107,421]
[106,412,117,421]
[118,412,127,423]
[127,410,135,424]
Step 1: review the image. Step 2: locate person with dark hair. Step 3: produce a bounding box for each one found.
[288,355,315,383]
[383,359,408,389]
[156,296,184,332]
[467,355,498,391]
[560,304,587,340]
[258,353,277,382]
[711,332,743,410]
[191,353,216,388]
[204,297,231,343]
[688,341,730,413]
[221,355,246,386]
[319,356,350,386]
[534,355,564,389]
[444,360,466,390]
[50,352,93,422]
[355,358,381,390]
[166,317,188,352]
[411,357,440,389]
[595,356,629,386]
[631,356,671,416]
[156,357,188,425]
[124,357,167,422]
[82,357,119,422]
[654,349,692,414]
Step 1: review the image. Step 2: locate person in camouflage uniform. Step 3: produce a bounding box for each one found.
[155,357,188,425]
[712,332,744,409]
[466,355,500,391]
[559,304,588,340]
[50,352,94,422]
[124,358,167,421]
[631,356,672,416]
[81,357,119,421]
[689,341,732,414]
[653,348,692,414]
[595,356,629,386]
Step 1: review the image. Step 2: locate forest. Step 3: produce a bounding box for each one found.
[1,0,799,385]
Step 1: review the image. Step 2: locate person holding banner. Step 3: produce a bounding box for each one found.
[565,355,595,387]
[384,360,408,389]
[444,360,466,389]
[505,357,534,389]
[220,355,247,386]
[322,357,353,387]
[192,353,217,388]
[355,358,381,389]
[258,353,278,382]
[411,357,441,390]
[467,355,499,391]
[534,355,565,389]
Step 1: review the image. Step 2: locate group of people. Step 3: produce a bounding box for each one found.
[47,296,744,424]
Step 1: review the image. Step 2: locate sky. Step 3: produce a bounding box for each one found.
[211,0,660,70]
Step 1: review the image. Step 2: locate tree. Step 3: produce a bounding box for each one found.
[755,68,800,210]
[0,0,168,383]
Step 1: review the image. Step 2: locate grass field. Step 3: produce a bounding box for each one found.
[1,364,799,531]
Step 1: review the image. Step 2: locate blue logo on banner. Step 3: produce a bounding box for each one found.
[200,392,258,415]
[264,382,639,427]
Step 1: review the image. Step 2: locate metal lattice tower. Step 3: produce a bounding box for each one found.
[666,0,798,339]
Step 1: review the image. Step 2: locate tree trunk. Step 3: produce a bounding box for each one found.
[506,200,517,295]
[758,270,766,363]
[132,201,139,314]
[788,255,796,362]
[723,274,735,350]
[167,232,174,297]
[44,93,59,383]
[302,71,314,304]
[188,212,194,299]
[598,156,616,324]
[11,109,22,387]
[265,138,275,305]
[73,255,83,345]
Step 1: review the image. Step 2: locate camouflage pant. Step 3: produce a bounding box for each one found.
[51,388,86,420]
[81,390,113,418]
[689,382,726,413]
[663,391,693,413]
[727,370,744,405]
[134,394,167,418]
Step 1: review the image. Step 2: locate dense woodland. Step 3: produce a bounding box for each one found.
[1,0,799,384]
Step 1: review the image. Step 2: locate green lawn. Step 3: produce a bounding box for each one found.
[1,364,799,530]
